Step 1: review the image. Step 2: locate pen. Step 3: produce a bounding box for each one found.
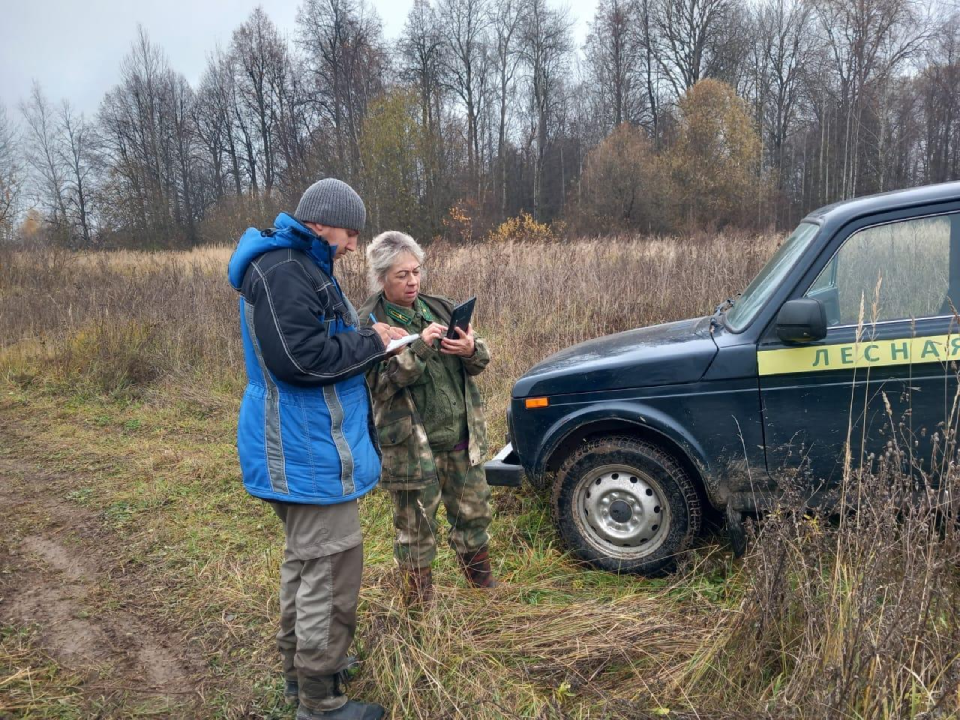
[369,313,377,324]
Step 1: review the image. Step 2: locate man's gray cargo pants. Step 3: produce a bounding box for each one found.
[270,499,364,713]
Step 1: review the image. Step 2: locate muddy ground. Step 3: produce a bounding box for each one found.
[0,457,206,718]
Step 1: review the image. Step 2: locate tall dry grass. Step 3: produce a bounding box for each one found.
[0,233,773,430]
[2,233,959,718]
[683,465,960,718]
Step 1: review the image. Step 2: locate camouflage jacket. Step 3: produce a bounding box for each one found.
[358,291,490,491]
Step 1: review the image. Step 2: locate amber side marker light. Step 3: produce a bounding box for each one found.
[525,397,549,409]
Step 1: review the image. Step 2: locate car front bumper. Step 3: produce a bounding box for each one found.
[483,443,524,487]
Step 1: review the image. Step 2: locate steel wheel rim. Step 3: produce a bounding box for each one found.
[573,463,670,559]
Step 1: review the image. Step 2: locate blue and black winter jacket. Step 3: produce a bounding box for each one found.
[228,213,387,504]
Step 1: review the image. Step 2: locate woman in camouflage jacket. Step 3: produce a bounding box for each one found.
[358,231,496,604]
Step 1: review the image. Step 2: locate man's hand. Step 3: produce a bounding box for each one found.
[372,322,407,349]
[420,322,448,346]
[440,324,476,357]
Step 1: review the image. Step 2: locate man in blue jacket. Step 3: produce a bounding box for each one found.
[228,178,400,720]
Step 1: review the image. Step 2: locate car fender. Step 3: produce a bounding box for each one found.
[534,401,711,486]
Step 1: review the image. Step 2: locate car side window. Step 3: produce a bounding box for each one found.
[804,214,954,327]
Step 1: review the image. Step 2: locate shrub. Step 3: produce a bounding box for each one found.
[52,320,166,395]
[441,199,478,244]
[197,192,285,247]
[486,212,564,243]
[665,79,764,230]
[575,123,664,235]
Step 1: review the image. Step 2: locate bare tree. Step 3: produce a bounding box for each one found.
[97,28,197,245]
[196,52,230,200]
[401,0,446,133]
[197,48,250,197]
[58,102,96,246]
[298,0,387,179]
[584,0,646,132]
[230,57,261,194]
[490,0,524,217]
[636,0,664,140]
[436,0,492,195]
[519,0,573,219]
[0,103,23,239]
[752,0,816,183]
[273,55,319,194]
[650,0,738,96]
[170,74,199,244]
[400,0,448,227]
[813,0,930,198]
[21,82,69,237]
[231,8,290,193]
[919,12,960,183]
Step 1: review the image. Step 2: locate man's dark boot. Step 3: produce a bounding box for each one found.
[296,700,385,719]
[287,657,357,707]
[402,565,434,605]
[457,546,497,588]
[281,648,298,704]
[284,679,300,706]
[296,675,384,719]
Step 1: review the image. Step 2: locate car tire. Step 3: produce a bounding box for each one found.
[551,436,702,575]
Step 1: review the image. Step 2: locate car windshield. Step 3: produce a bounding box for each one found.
[725,221,820,332]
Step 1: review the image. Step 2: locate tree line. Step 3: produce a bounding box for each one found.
[1,0,958,248]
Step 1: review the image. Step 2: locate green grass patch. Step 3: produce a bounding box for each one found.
[0,625,85,719]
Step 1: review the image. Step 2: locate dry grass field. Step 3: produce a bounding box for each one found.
[1,233,958,719]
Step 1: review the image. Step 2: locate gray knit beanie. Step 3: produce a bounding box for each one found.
[295,178,366,231]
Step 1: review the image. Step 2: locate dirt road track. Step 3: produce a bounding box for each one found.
[0,458,204,717]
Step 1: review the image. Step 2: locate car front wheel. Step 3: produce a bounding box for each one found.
[552,436,702,575]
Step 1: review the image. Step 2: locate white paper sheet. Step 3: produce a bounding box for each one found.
[385,333,420,353]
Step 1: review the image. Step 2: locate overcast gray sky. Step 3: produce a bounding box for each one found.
[1,0,591,118]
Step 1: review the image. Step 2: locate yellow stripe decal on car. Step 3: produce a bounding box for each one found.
[757,334,960,376]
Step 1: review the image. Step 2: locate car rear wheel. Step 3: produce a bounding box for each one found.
[552,436,702,575]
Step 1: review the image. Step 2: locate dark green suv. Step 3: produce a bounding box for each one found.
[486,182,960,574]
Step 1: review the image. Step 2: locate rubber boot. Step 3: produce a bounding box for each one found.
[457,546,497,588]
[402,565,434,605]
[284,679,300,706]
[296,675,385,720]
[286,657,357,707]
[296,700,385,719]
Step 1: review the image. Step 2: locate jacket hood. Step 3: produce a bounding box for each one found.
[512,316,718,397]
[228,212,334,290]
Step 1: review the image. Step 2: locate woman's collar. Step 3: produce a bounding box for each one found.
[383,295,435,324]
[383,296,416,325]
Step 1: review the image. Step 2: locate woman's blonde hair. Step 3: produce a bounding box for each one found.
[366,231,425,294]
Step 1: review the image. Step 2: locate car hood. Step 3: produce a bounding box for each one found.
[512,316,718,397]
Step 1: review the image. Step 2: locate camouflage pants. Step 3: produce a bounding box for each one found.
[391,446,493,569]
